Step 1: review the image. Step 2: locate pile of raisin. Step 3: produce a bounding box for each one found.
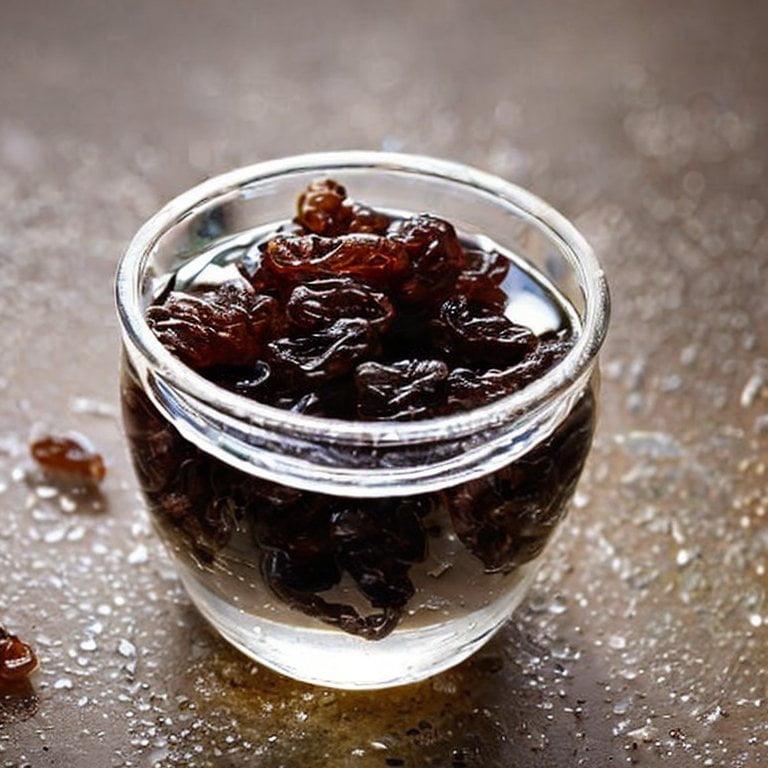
[146,179,574,420]
[130,180,590,641]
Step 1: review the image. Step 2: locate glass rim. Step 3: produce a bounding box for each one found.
[115,151,610,445]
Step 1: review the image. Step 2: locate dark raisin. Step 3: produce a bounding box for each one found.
[207,361,272,399]
[265,234,409,289]
[448,392,594,571]
[286,278,394,333]
[262,557,402,640]
[389,214,467,307]
[146,285,277,371]
[355,359,449,420]
[30,434,106,485]
[454,274,508,309]
[446,330,573,411]
[268,318,379,385]
[434,295,538,367]
[463,248,510,284]
[331,498,427,609]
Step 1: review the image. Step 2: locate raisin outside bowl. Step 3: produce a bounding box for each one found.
[115,152,609,689]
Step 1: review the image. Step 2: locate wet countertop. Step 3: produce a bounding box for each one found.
[1,0,767,765]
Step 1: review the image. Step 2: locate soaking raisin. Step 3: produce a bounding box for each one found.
[389,214,467,307]
[133,177,588,646]
[295,179,391,236]
[446,330,573,411]
[296,178,352,236]
[435,295,538,367]
[448,392,594,571]
[146,284,277,371]
[265,234,409,289]
[355,359,449,420]
[268,318,379,385]
[286,278,393,333]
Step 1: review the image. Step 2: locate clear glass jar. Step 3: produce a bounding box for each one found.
[115,152,609,689]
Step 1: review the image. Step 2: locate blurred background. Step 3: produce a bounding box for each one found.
[1,0,767,766]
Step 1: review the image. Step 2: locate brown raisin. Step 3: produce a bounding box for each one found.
[30,434,106,485]
[389,214,467,307]
[146,284,277,371]
[296,178,352,236]
[268,318,379,384]
[286,278,393,333]
[265,234,409,289]
[0,626,38,684]
[355,359,449,420]
[448,392,594,572]
[446,330,573,411]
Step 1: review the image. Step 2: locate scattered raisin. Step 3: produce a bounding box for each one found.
[0,626,38,685]
[30,434,106,485]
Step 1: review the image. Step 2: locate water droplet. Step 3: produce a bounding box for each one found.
[741,360,768,408]
[117,639,136,658]
[613,696,633,715]
[127,543,149,565]
[676,548,695,567]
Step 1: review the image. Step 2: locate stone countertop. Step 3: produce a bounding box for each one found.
[1,1,767,765]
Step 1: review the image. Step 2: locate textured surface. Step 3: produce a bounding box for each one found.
[1,0,767,765]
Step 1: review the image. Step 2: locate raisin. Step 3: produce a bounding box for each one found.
[446,330,573,411]
[121,378,188,494]
[268,318,379,384]
[434,295,538,367]
[296,178,352,236]
[281,378,357,419]
[262,555,401,640]
[208,361,272,398]
[286,278,393,333]
[296,179,391,236]
[265,234,409,289]
[30,434,106,485]
[389,214,467,307]
[331,499,427,609]
[346,202,391,235]
[454,274,508,309]
[355,359,449,420]
[146,285,277,371]
[448,392,594,572]
[463,248,510,284]
[0,626,38,684]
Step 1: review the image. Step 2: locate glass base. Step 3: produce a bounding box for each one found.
[178,562,539,690]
